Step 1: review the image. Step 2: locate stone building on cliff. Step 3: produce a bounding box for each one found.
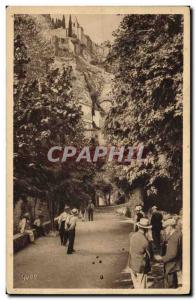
[50,15,109,61]
[49,14,109,144]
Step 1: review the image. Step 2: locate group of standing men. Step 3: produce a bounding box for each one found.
[58,206,78,255]
[129,205,182,289]
[57,200,95,254]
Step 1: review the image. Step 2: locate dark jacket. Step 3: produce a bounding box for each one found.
[87,203,94,211]
[136,212,144,223]
[151,211,163,231]
[162,230,182,275]
[129,231,151,274]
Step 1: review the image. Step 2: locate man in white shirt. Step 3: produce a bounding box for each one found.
[67,208,78,254]
[58,205,70,245]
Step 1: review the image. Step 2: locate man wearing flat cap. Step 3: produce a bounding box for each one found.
[129,218,152,288]
[154,218,182,288]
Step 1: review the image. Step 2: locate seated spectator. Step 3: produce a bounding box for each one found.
[19,213,34,242]
[33,214,45,237]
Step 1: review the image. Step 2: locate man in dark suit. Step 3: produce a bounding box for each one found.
[150,205,163,252]
[87,200,95,221]
[154,218,182,288]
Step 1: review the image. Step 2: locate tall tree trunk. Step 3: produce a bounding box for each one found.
[48,192,55,231]
[33,197,37,218]
[108,191,111,206]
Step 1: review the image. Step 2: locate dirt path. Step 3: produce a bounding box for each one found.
[14,211,133,289]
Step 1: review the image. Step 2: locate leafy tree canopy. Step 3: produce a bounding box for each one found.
[105,14,183,211]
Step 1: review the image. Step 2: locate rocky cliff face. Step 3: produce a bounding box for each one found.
[28,14,113,142]
[59,48,113,143]
[50,23,112,141]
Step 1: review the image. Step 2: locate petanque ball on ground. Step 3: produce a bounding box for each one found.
[99,260,102,263]
[92,261,95,264]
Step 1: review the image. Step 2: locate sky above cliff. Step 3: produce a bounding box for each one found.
[51,14,124,44]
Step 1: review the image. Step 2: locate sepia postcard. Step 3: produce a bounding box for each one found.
[6,6,190,295]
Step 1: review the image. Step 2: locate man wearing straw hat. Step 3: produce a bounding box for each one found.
[154,218,182,288]
[57,205,70,246]
[67,208,78,255]
[129,218,152,288]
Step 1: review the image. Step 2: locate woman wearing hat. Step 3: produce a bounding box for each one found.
[67,208,78,255]
[129,218,152,288]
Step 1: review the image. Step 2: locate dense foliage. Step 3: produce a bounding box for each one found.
[105,15,183,211]
[14,15,95,224]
